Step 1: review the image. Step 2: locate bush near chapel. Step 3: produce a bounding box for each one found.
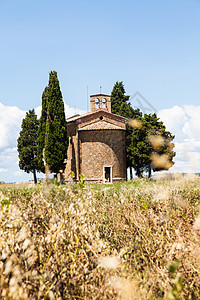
[111,81,175,178]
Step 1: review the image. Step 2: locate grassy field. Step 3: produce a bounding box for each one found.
[1,175,200,299]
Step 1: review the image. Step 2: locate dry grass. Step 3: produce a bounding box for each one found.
[0,175,200,299]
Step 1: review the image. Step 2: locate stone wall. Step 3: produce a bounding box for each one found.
[79,129,126,182]
[64,109,127,183]
[64,123,79,180]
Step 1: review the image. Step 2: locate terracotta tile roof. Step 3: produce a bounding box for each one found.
[79,120,125,131]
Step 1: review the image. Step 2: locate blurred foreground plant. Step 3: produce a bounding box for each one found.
[0,175,200,299]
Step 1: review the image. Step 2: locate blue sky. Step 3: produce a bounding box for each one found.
[1,0,200,111]
[0,0,200,182]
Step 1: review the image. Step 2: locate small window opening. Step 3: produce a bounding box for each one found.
[95,98,100,109]
[102,98,107,108]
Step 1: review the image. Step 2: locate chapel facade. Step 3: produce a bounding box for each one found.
[64,94,127,183]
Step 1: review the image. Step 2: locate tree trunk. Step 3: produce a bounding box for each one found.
[130,167,133,180]
[137,168,143,178]
[148,165,152,178]
[131,167,134,180]
[33,168,37,184]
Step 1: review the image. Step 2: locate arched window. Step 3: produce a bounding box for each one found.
[95,98,100,109]
[102,98,107,108]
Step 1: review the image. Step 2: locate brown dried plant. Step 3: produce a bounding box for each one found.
[148,134,164,150]
[128,119,142,129]
[0,176,200,299]
[151,153,173,170]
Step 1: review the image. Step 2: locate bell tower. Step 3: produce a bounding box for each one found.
[90,94,111,113]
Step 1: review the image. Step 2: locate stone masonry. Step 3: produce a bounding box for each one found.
[64,94,127,183]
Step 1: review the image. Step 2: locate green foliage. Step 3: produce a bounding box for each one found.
[51,178,61,186]
[1,197,11,207]
[17,109,39,183]
[111,81,131,117]
[127,113,176,177]
[126,119,151,177]
[38,71,69,175]
[168,259,181,274]
[110,81,143,175]
[144,113,176,171]
[110,81,176,177]
[78,173,85,188]
[167,260,183,300]
[111,81,140,119]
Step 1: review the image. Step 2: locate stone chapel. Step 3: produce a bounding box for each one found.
[64,94,127,183]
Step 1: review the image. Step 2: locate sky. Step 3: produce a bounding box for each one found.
[0,0,200,182]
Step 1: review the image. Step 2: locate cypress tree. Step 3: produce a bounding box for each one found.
[110,81,142,176]
[37,86,49,172]
[17,109,39,183]
[111,81,133,118]
[44,71,68,174]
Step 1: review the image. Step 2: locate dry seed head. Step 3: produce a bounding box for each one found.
[193,214,200,231]
[18,227,28,242]
[153,190,170,202]
[13,265,21,277]
[109,276,140,300]
[128,119,142,129]
[151,153,173,170]
[173,173,183,180]
[98,256,120,270]
[9,277,18,286]
[48,290,55,300]
[2,289,7,297]
[4,260,12,275]
[0,191,5,201]
[1,249,9,260]
[148,135,164,150]
[167,141,175,150]
[184,173,198,181]
[22,239,30,250]
[174,196,188,209]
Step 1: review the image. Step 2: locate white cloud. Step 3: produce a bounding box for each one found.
[0,102,86,183]
[158,105,200,173]
[35,106,42,118]
[1,101,199,182]
[64,103,86,119]
[35,103,85,119]
[0,168,8,173]
[0,103,26,148]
